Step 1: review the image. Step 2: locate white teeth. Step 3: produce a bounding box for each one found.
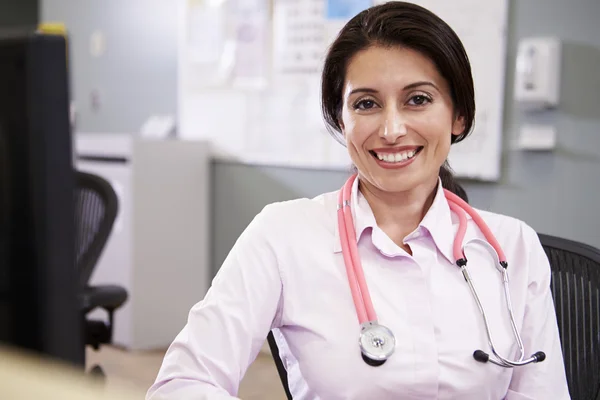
[376,149,417,163]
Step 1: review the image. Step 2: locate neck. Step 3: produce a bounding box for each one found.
[358,176,439,247]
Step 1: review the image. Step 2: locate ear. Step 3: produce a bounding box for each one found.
[451,115,466,137]
[338,117,346,137]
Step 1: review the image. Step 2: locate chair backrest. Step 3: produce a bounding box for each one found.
[74,170,118,288]
[267,331,292,400]
[538,233,600,400]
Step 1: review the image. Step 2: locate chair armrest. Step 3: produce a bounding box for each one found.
[81,284,128,314]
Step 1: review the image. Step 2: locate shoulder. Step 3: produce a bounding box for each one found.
[256,190,337,223]
[468,208,551,291]
[247,190,339,237]
[469,208,546,274]
[472,208,540,244]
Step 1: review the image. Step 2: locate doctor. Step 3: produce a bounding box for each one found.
[148,2,570,399]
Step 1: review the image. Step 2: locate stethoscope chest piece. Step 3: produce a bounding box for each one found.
[359,322,395,366]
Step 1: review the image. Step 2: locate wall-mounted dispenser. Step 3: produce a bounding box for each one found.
[514,37,562,110]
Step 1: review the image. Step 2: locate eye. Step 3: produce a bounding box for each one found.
[407,94,432,106]
[353,98,378,111]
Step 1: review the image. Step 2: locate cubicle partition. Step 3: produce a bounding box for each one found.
[75,133,211,350]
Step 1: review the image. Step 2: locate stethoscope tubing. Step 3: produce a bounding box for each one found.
[338,174,377,325]
[337,174,545,368]
[446,198,526,365]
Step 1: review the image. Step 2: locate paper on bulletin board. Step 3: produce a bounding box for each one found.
[182,0,236,88]
[325,0,372,19]
[230,0,271,89]
[271,0,373,83]
[271,0,327,83]
[324,0,372,49]
[182,0,271,89]
[186,0,225,64]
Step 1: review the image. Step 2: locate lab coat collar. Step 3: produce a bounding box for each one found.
[418,178,461,264]
[332,175,377,254]
[332,177,463,264]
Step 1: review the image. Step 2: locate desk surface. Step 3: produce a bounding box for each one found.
[0,346,144,400]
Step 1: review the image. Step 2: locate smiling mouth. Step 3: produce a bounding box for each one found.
[369,147,424,163]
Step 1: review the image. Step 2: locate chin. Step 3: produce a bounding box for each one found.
[371,174,421,193]
[365,169,438,195]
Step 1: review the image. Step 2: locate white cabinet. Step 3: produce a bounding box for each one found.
[75,133,211,350]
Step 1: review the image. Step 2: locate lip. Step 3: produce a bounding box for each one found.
[370,146,423,170]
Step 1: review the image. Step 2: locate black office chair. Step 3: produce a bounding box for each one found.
[267,331,293,400]
[538,233,600,400]
[75,170,128,377]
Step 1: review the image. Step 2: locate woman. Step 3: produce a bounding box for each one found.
[147,2,569,399]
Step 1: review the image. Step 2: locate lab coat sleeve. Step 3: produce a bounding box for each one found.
[505,224,571,400]
[146,204,285,400]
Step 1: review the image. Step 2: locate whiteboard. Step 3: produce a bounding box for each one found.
[177,0,508,181]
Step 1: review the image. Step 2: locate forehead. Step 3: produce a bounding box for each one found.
[344,45,444,89]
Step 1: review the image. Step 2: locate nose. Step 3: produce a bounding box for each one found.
[379,109,408,143]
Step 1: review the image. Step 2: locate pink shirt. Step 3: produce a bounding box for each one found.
[147,178,570,400]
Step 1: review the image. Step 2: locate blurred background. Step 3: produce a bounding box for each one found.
[0,0,599,398]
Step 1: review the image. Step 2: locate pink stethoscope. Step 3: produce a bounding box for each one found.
[337,174,546,368]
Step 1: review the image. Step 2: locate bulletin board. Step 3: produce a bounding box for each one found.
[177,0,509,181]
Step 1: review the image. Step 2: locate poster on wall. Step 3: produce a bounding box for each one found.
[180,0,270,89]
[271,0,372,83]
[271,0,327,83]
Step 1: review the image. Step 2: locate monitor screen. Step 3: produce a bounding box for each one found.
[0,29,84,367]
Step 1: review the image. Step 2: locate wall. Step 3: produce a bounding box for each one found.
[465,0,600,248]
[0,0,38,27]
[40,0,600,278]
[41,0,177,133]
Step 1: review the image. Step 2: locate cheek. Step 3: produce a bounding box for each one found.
[342,114,379,145]
[418,114,453,147]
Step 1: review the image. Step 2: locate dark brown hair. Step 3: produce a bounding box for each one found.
[321,1,473,202]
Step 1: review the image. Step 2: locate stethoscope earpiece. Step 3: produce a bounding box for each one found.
[473,349,547,367]
[473,349,490,363]
[533,351,547,362]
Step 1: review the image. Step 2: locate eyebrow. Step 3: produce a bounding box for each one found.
[348,81,440,96]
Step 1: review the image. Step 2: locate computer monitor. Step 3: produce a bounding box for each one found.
[0,29,84,366]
